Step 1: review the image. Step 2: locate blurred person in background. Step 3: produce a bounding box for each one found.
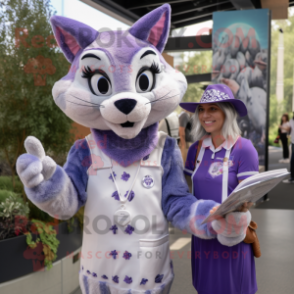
[278,113,290,163]
[283,112,294,184]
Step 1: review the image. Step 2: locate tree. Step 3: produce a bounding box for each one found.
[177,51,212,103]
[267,13,294,144]
[0,0,73,186]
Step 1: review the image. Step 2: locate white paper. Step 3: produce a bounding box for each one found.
[201,169,289,224]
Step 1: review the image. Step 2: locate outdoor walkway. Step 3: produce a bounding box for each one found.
[72,147,294,294]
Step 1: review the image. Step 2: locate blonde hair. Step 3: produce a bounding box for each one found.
[191,102,241,142]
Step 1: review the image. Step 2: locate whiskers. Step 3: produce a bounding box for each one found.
[145,91,180,105]
[66,93,105,108]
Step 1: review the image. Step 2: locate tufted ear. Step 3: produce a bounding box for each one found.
[129,4,171,53]
[50,16,99,63]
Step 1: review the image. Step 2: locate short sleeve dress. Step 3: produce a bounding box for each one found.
[185,136,259,294]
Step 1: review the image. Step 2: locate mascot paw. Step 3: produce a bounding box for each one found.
[211,210,251,246]
[16,136,56,188]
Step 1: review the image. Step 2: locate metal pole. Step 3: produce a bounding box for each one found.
[62,0,64,16]
[263,9,271,202]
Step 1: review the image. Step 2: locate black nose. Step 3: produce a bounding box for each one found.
[114,99,137,115]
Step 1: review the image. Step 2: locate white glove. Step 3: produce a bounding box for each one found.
[16,136,56,188]
[211,210,251,247]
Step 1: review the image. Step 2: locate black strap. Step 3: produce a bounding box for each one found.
[165,118,172,137]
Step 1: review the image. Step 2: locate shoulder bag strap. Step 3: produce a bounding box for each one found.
[194,140,203,166]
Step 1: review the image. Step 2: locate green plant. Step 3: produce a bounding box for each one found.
[0,193,29,218]
[66,217,75,233]
[0,192,30,239]
[0,0,74,188]
[28,200,54,223]
[25,219,60,269]
[177,51,212,103]
[0,176,23,194]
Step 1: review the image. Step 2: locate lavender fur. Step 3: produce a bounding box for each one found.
[50,15,98,62]
[61,50,82,81]
[161,137,196,227]
[129,4,170,53]
[194,200,218,238]
[83,276,89,294]
[99,282,110,294]
[161,137,216,236]
[91,123,158,167]
[92,32,147,93]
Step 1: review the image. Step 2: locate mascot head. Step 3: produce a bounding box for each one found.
[51,4,187,139]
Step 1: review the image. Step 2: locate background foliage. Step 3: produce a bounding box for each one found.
[0,0,73,184]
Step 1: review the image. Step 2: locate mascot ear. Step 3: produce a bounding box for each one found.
[129,4,171,53]
[50,16,99,63]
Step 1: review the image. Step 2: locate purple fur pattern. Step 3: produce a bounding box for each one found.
[121,172,130,181]
[124,276,133,284]
[91,123,158,167]
[129,4,170,53]
[50,16,98,62]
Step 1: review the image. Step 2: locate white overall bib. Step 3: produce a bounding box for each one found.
[79,132,173,294]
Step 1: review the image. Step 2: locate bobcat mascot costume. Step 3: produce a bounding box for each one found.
[17,4,250,294]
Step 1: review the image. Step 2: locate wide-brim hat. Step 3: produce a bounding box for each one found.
[180,84,247,117]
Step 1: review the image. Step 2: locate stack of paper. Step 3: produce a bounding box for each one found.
[202,169,289,224]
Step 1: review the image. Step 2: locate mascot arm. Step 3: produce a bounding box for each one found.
[161,137,217,239]
[17,137,90,220]
[161,137,250,245]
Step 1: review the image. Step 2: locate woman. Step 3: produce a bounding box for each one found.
[279,114,290,163]
[180,84,259,294]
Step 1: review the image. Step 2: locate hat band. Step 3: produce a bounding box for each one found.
[201,89,231,103]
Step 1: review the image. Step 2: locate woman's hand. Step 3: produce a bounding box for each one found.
[210,202,253,214]
[210,205,219,215]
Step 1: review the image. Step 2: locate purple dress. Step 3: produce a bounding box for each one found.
[185,136,259,294]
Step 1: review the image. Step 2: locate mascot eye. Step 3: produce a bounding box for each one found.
[90,74,112,96]
[136,70,154,93]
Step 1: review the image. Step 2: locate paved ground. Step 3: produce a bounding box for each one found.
[72,147,294,294]
[255,146,294,210]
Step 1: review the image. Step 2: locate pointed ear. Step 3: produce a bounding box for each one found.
[50,16,99,63]
[129,4,171,53]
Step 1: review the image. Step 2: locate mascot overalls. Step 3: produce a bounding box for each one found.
[16,4,250,294]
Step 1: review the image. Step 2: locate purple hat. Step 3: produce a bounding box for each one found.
[180,84,247,117]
